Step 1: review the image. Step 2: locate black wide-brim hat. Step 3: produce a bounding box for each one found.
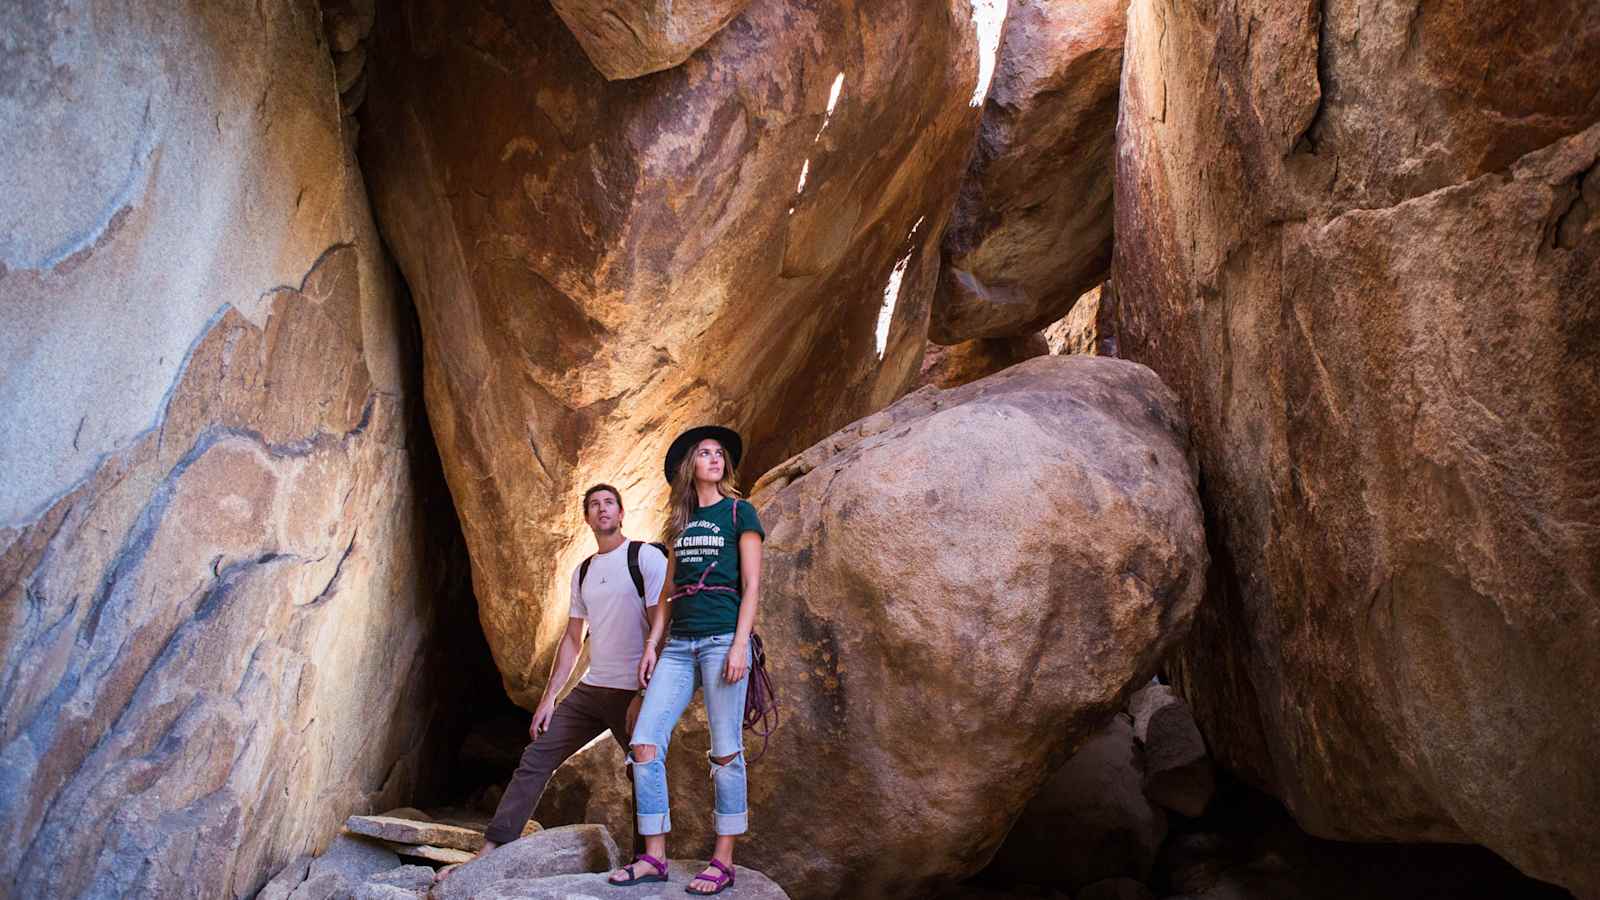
[664,425,744,485]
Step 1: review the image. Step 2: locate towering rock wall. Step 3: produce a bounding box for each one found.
[360,0,997,706]
[0,1,462,896]
[1111,0,1600,894]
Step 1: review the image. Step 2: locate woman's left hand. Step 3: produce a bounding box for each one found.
[724,638,750,683]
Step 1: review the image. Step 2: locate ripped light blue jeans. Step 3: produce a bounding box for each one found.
[629,632,751,836]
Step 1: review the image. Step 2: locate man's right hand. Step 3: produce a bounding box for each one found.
[638,645,658,687]
[529,699,556,740]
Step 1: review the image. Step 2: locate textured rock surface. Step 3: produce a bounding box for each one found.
[362,0,991,707]
[1112,0,1600,893]
[917,333,1050,390]
[548,0,757,80]
[430,825,622,900]
[0,2,472,898]
[932,0,1127,342]
[540,356,1207,898]
[985,715,1167,889]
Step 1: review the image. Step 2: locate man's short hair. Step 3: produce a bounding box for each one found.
[582,483,623,513]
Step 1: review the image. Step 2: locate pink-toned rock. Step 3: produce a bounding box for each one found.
[1111,0,1600,894]
[932,0,1128,342]
[361,0,991,708]
[548,0,756,80]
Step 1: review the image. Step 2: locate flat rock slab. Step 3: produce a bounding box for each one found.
[471,859,790,899]
[347,814,486,851]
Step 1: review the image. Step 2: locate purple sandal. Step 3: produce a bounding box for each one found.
[610,854,668,886]
[685,858,735,895]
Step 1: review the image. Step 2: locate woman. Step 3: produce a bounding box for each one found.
[608,425,765,895]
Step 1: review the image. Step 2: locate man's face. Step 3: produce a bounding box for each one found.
[585,490,623,535]
[693,439,726,483]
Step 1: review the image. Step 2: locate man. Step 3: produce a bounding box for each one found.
[441,483,667,878]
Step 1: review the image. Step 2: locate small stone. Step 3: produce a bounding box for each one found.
[1129,685,1215,817]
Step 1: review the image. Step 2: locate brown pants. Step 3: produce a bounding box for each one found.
[484,682,639,845]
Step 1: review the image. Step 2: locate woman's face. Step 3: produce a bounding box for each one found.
[692,438,726,484]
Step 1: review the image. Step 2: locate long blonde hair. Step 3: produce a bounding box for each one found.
[665,440,743,544]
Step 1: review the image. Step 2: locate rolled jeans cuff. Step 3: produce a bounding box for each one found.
[714,811,748,835]
[636,811,671,836]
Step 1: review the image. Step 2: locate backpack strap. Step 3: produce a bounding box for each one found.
[579,555,595,592]
[627,540,646,599]
[626,541,671,602]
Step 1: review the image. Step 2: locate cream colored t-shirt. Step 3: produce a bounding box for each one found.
[570,541,666,690]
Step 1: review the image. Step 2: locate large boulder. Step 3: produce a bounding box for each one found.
[430,825,621,900]
[985,715,1168,889]
[361,0,995,707]
[0,1,468,897]
[931,0,1128,342]
[537,355,1207,898]
[548,0,756,80]
[1112,0,1600,894]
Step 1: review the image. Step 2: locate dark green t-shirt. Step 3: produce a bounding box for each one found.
[670,496,766,637]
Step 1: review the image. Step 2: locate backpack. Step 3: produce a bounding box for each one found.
[579,540,668,602]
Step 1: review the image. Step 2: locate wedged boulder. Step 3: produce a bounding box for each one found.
[0,2,468,898]
[471,860,789,899]
[548,0,756,80]
[362,0,993,709]
[539,355,1207,898]
[430,825,621,900]
[932,0,1128,342]
[985,716,1167,889]
[1112,0,1600,893]
[1129,684,1214,817]
[917,334,1050,390]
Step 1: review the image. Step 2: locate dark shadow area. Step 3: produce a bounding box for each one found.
[391,269,527,821]
[954,768,1573,900]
